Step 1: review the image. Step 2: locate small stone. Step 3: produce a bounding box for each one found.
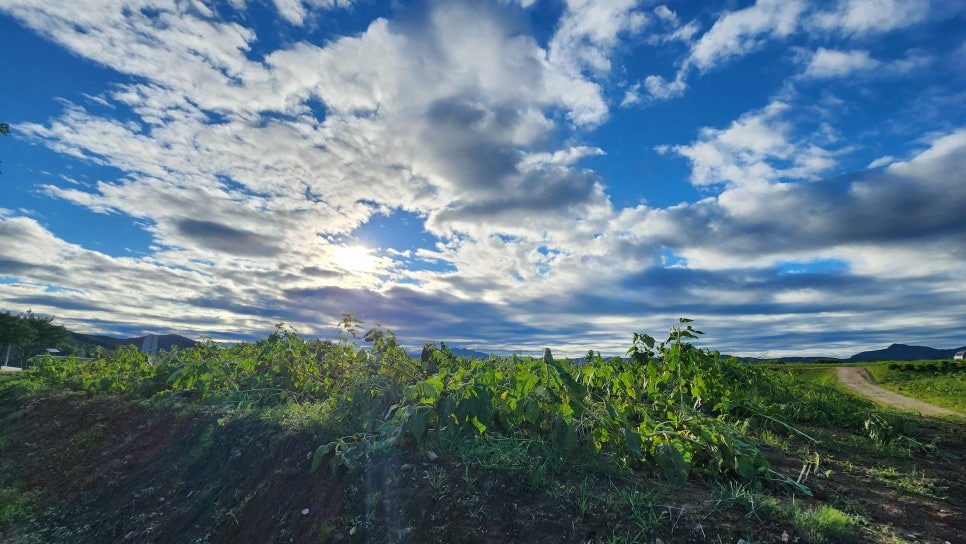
[656,539,665,544]
[426,450,439,462]
[349,526,357,536]
[301,508,310,516]
[400,463,415,471]
[738,540,749,544]
[782,531,790,542]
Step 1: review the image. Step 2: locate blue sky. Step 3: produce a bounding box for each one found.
[1,0,964,357]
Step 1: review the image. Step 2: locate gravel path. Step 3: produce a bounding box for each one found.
[835,366,962,417]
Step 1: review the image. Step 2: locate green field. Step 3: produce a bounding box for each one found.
[867,361,966,413]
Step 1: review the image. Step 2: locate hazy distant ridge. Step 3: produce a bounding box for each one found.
[70,332,198,352]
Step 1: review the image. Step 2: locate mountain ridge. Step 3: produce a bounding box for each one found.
[848,343,966,362]
[70,331,199,353]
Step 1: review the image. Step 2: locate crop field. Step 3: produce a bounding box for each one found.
[0,317,963,543]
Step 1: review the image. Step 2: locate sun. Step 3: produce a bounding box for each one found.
[333,245,377,274]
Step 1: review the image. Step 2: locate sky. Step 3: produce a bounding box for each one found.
[1,0,964,358]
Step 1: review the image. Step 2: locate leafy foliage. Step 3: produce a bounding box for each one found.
[0,311,69,366]
[22,316,814,489]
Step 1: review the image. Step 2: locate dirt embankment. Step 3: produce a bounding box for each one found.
[835,366,962,417]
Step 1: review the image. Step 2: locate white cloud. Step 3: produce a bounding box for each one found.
[643,74,687,101]
[664,21,700,43]
[654,127,966,277]
[797,48,932,80]
[867,155,894,168]
[885,129,966,182]
[548,0,647,78]
[635,0,934,103]
[653,5,678,25]
[687,0,805,72]
[273,0,309,25]
[7,0,619,314]
[801,48,880,79]
[272,0,355,26]
[636,0,805,102]
[519,146,605,170]
[810,0,931,35]
[665,101,837,187]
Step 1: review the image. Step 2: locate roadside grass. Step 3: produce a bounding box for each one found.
[755,367,942,460]
[867,363,966,413]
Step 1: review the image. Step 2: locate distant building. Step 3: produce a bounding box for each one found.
[955,351,966,361]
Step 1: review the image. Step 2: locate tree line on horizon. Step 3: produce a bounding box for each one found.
[0,311,70,366]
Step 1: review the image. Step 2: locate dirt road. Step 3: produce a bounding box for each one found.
[835,366,961,417]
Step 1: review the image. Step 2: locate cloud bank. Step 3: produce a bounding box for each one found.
[1,0,964,357]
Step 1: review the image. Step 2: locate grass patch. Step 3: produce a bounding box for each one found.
[867,466,948,500]
[792,504,862,543]
[784,368,839,387]
[868,364,966,413]
[0,487,39,529]
[712,481,782,521]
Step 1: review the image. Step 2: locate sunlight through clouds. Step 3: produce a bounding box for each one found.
[333,246,377,275]
[0,0,964,356]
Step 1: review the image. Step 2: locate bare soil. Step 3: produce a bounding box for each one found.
[1,384,964,543]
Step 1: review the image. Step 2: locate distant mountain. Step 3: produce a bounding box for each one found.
[70,332,198,353]
[449,347,492,359]
[848,343,966,362]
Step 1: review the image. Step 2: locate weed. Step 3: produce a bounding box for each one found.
[421,466,450,495]
[868,466,948,500]
[617,484,667,540]
[0,487,39,528]
[572,478,594,517]
[756,428,791,451]
[792,503,862,543]
[712,481,781,521]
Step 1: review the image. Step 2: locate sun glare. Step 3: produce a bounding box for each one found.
[333,245,377,274]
